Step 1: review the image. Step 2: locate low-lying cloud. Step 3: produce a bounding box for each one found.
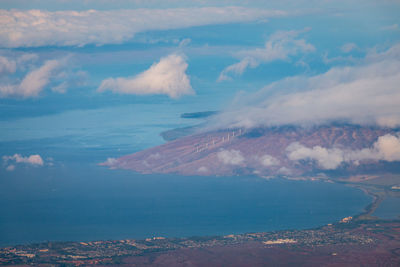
[0,55,17,74]
[341,43,358,53]
[98,54,194,98]
[217,149,244,165]
[0,54,85,98]
[0,53,38,75]
[211,43,400,128]
[0,59,61,98]
[287,143,345,169]
[259,154,280,166]
[0,8,286,48]
[3,153,44,171]
[287,133,400,169]
[218,28,314,81]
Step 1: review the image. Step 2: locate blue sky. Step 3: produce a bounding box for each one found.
[1,0,400,171]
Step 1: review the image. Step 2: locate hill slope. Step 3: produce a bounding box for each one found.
[104,125,399,177]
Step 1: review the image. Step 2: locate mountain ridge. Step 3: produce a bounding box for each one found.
[104,124,400,177]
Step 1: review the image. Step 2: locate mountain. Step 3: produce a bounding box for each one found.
[103,124,399,177]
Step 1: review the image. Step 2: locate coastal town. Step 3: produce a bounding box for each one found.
[1,218,399,266]
[1,173,399,266]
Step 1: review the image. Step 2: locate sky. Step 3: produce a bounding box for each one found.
[1,0,400,173]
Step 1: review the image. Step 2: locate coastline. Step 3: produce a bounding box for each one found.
[332,178,397,221]
[1,175,399,265]
[1,216,399,265]
[0,176,371,248]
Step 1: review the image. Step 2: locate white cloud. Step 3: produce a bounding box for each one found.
[287,142,345,169]
[218,28,315,81]
[0,52,38,75]
[197,166,209,173]
[286,133,400,169]
[0,59,61,98]
[260,154,280,166]
[6,165,15,171]
[2,0,395,10]
[103,157,118,165]
[18,60,61,97]
[381,24,399,31]
[148,153,161,160]
[218,58,258,81]
[98,54,194,98]
[217,149,244,165]
[0,55,86,99]
[341,43,357,53]
[0,56,17,74]
[3,154,45,170]
[373,134,400,161]
[0,8,286,48]
[347,134,400,162]
[211,43,400,129]
[277,167,292,175]
[51,82,68,94]
[179,38,191,48]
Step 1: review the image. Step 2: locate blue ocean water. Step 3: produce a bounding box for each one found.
[0,99,376,247]
[0,1,399,249]
[0,165,371,247]
[373,196,400,219]
[0,102,373,247]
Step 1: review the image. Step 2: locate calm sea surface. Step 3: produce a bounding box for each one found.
[373,196,400,219]
[0,103,372,247]
[0,165,371,247]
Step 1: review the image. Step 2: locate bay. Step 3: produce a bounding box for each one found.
[0,165,371,247]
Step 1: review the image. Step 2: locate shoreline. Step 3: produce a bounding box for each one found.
[0,177,379,249]
[2,218,399,265]
[331,178,393,221]
[352,186,383,220]
[1,176,399,265]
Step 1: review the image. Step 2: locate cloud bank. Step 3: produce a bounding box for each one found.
[0,59,61,98]
[259,154,280,167]
[0,55,17,74]
[218,28,315,81]
[0,53,85,98]
[287,133,400,169]
[0,52,38,75]
[3,154,44,171]
[287,143,346,169]
[341,43,357,53]
[0,8,286,48]
[211,43,400,128]
[217,149,244,165]
[98,54,193,98]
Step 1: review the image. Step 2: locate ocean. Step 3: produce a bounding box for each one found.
[0,103,373,247]
[0,165,371,246]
